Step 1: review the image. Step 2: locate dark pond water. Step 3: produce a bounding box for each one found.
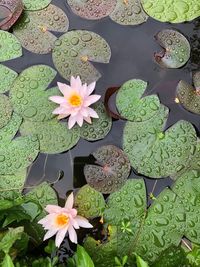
[5,0,200,200]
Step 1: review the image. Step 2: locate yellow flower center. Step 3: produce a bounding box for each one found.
[68,93,82,107]
[56,214,69,226]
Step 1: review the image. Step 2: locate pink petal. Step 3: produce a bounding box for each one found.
[38,213,56,226]
[87,107,99,118]
[55,226,68,247]
[43,229,57,241]
[65,192,74,210]
[68,116,77,129]
[84,116,92,124]
[49,96,66,104]
[76,115,84,127]
[80,107,89,117]
[52,106,67,115]
[68,208,77,217]
[68,225,77,244]
[45,205,62,214]
[75,215,93,228]
[70,218,80,229]
[58,114,69,120]
[71,76,82,91]
[84,95,101,107]
[57,82,72,96]
[87,81,96,96]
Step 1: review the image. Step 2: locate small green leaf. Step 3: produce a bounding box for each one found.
[135,254,149,267]
[75,245,94,267]
[1,254,14,267]
[0,227,24,254]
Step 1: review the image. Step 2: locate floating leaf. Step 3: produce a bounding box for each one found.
[23,0,51,10]
[0,135,39,175]
[0,31,22,62]
[109,0,148,26]
[123,105,197,178]
[116,79,160,121]
[13,4,69,54]
[0,94,13,129]
[0,65,18,93]
[52,30,111,83]
[84,145,131,194]
[20,118,80,154]
[9,65,60,122]
[155,29,190,69]
[193,71,200,90]
[74,185,105,218]
[141,0,200,23]
[80,102,112,141]
[67,0,117,20]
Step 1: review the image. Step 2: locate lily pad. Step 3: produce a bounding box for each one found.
[67,0,117,20]
[193,71,200,90]
[52,30,111,83]
[84,145,131,194]
[141,0,200,23]
[80,102,112,141]
[23,0,51,10]
[9,65,61,122]
[116,79,160,121]
[109,0,148,26]
[155,29,190,68]
[0,135,39,175]
[74,185,106,218]
[0,94,13,129]
[0,65,18,93]
[0,31,22,62]
[123,105,197,178]
[0,170,27,200]
[20,118,80,154]
[13,4,69,54]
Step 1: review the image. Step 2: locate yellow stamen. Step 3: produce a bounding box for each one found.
[81,55,88,63]
[68,93,82,107]
[175,97,180,103]
[56,214,69,226]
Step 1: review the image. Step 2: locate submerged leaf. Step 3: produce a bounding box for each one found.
[52,30,111,83]
[67,0,117,20]
[0,65,18,93]
[13,4,69,54]
[0,31,22,62]
[155,29,190,68]
[84,145,131,194]
[141,0,200,23]
[109,0,148,26]
[23,0,51,10]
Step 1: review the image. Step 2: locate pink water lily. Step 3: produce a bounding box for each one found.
[38,192,93,247]
[49,76,101,129]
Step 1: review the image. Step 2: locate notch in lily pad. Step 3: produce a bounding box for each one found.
[84,145,131,194]
[154,29,190,69]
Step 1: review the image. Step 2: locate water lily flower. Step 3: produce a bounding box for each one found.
[38,192,93,247]
[49,76,101,129]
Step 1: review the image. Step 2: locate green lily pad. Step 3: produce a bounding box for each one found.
[9,65,61,122]
[141,0,200,23]
[84,145,131,194]
[116,79,160,121]
[0,135,39,175]
[67,0,117,20]
[193,71,200,90]
[13,4,69,54]
[123,105,197,178]
[52,30,111,83]
[0,94,13,129]
[155,29,190,69]
[80,102,112,141]
[23,0,51,10]
[74,184,106,218]
[20,118,80,154]
[0,65,18,93]
[135,189,185,263]
[172,170,200,244]
[109,0,148,26]
[0,170,27,200]
[0,31,22,62]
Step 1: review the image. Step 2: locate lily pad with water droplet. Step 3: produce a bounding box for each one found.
[116,79,160,121]
[0,65,18,93]
[141,0,200,23]
[13,4,69,54]
[20,118,80,154]
[193,71,200,90]
[67,0,117,20]
[9,65,61,122]
[84,145,131,194]
[123,105,197,178]
[109,0,148,26]
[80,102,112,141]
[75,184,105,218]
[155,29,190,69]
[0,94,13,129]
[0,31,22,62]
[0,135,39,175]
[52,30,111,84]
[23,0,51,10]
